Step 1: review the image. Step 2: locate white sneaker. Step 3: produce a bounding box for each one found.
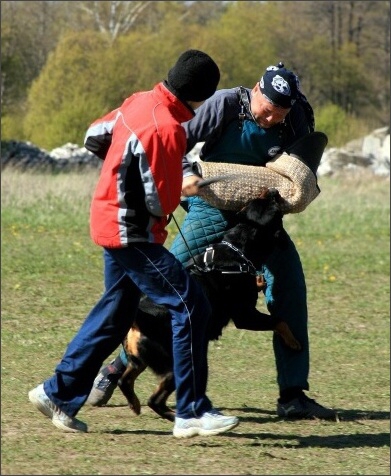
[173,409,239,438]
[28,384,88,433]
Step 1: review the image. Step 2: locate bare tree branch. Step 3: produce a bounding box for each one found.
[77,1,151,40]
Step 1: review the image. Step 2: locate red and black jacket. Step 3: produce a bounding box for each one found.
[84,82,194,247]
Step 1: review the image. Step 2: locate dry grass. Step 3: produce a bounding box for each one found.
[1,167,389,475]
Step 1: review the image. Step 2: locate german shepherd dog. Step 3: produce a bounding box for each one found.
[117,188,301,421]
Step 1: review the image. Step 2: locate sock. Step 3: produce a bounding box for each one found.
[119,347,129,367]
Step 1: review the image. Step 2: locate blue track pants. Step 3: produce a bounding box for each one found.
[43,244,213,418]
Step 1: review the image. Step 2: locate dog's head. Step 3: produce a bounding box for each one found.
[189,187,287,287]
[238,187,283,229]
[223,188,287,260]
[188,188,287,341]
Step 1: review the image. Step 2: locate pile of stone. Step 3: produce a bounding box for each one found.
[1,126,389,176]
[1,141,101,172]
[318,126,389,176]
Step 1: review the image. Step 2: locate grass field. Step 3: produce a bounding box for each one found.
[1,167,390,475]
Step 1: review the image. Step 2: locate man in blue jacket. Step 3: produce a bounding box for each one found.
[88,62,337,420]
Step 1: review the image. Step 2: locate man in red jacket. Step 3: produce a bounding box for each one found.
[28,50,239,438]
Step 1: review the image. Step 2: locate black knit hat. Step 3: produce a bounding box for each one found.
[259,62,300,109]
[167,49,220,102]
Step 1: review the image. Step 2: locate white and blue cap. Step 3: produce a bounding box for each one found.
[259,62,300,109]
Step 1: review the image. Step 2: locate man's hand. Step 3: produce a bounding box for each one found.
[181,175,202,197]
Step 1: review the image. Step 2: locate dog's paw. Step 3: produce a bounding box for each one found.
[148,400,176,422]
[124,394,141,415]
[274,321,301,351]
[130,401,141,415]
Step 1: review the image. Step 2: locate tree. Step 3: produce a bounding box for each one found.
[1,0,77,139]
[296,0,390,121]
[202,2,280,86]
[1,0,72,110]
[76,1,152,41]
[3,1,389,147]
[24,31,114,149]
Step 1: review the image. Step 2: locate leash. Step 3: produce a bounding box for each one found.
[169,212,200,268]
[169,175,234,268]
[219,241,257,275]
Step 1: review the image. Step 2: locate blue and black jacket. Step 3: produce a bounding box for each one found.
[170,86,314,264]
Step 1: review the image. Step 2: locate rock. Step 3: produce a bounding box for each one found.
[318,126,390,177]
[1,140,101,171]
[1,127,389,176]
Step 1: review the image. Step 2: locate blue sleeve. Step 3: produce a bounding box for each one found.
[183,88,242,155]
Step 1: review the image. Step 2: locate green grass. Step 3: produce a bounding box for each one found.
[1,168,390,475]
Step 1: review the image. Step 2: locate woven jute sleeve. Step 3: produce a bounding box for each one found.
[196,153,320,214]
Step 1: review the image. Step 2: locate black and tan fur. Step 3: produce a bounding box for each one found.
[118,188,301,421]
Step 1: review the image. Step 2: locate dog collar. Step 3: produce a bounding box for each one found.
[201,242,257,275]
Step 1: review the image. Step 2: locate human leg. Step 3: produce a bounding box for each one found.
[88,196,233,406]
[85,356,126,406]
[109,243,238,435]
[85,251,131,406]
[262,232,310,391]
[262,232,337,419]
[109,243,212,417]
[29,249,141,429]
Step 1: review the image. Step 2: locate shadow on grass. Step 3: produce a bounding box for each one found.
[101,406,390,450]
[233,406,390,422]
[224,431,390,449]
[103,404,389,424]
[102,427,389,449]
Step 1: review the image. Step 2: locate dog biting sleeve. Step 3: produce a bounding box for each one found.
[196,154,320,214]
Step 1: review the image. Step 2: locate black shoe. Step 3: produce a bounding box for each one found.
[277,394,338,420]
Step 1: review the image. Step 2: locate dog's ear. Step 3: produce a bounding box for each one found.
[268,188,283,203]
[257,187,269,199]
[239,197,281,227]
[237,197,259,216]
[243,190,283,225]
[239,188,278,215]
